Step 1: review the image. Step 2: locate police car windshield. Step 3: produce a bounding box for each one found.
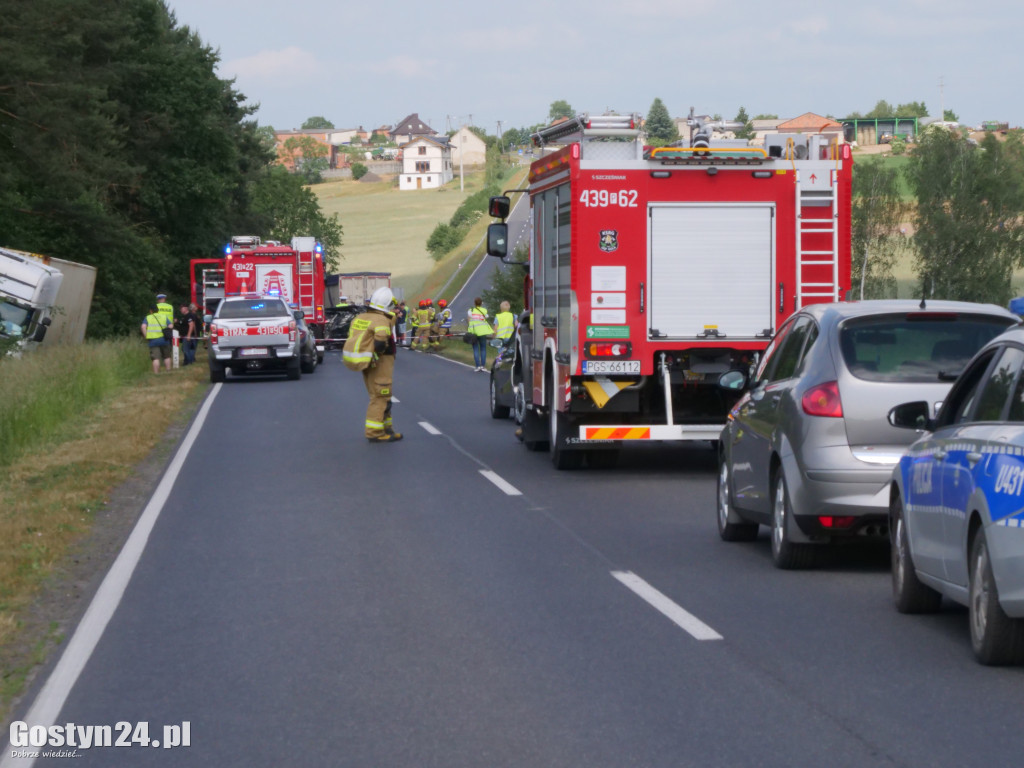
[218,299,288,319]
[839,314,1013,382]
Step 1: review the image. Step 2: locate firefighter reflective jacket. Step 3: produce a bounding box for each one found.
[342,309,395,371]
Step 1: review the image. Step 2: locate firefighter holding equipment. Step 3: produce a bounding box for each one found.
[342,287,403,442]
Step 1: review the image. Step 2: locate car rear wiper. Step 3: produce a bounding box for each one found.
[938,369,961,381]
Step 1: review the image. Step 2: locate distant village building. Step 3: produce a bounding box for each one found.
[390,113,438,146]
[399,135,453,190]
[273,129,337,170]
[449,126,487,167]
[776,112,843,138]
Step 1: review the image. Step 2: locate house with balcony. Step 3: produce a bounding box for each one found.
[398,135,453,190]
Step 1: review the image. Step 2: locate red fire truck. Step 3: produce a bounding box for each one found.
[190,235,327,355]
[486,112,852,469]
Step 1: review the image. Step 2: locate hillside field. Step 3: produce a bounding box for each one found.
[313,171,492,300]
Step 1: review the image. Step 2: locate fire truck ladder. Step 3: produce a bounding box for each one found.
[795,167,840,308]
[297,249,316,316]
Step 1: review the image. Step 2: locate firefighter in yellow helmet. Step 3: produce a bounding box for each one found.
[342,287,403,442]
[412,299,433,351]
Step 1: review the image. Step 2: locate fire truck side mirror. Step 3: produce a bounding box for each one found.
[487,223,508,258]
[488,196,511,219]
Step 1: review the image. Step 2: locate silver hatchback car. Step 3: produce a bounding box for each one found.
[717,300,1017,569]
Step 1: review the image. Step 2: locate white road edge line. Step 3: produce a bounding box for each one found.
[479,469,522,496]
[0,384,223,768]
[611,571,723,641]
[419,421,442,435]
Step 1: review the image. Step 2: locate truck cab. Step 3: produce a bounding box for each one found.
[0,248,63,350]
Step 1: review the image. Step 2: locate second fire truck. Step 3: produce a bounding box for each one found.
[190,235,327,358]
[487,112,853,469]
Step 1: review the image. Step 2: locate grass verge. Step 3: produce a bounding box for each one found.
[0,341,209,721]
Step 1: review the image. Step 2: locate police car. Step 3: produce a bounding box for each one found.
[889,324,1024,665]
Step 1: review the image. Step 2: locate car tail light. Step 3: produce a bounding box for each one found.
[288,320,296,342]
[819,516,856,529]
[802,381,843,418]
[210,323,220,343]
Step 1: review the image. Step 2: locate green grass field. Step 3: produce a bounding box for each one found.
[313,171,492,300]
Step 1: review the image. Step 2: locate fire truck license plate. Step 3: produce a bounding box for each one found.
[239,347,268,357]
[583,360,640,374]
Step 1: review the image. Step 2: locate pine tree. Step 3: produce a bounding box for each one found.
[645,98,679,146]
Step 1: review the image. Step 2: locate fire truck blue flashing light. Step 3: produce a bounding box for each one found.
[315,243,323,253]
[224,244,232,255]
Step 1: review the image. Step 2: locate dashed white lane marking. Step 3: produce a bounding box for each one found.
[419,421,442,435]
[611,571,723,641]
[479,470,522,496]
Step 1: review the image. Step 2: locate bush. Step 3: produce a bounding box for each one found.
[426,223,462,261]
[351,162,369,180]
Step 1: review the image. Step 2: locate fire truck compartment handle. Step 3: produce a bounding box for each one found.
[639,282,645,314]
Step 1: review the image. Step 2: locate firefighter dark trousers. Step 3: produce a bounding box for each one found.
[362,354,395,438]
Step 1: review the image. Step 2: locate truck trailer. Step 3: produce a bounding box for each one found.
[486,112,853,469]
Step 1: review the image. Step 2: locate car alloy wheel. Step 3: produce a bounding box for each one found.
[717,454,758,542]
[969,532,1024,665]
[890,493,941,613]
[770,472,815,569]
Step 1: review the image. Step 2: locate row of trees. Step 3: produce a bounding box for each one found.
[0,0,342,336]
[854,130,1024,306]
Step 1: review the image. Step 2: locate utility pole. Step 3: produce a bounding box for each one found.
[497,120,503,153]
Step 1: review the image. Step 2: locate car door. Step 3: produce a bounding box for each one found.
[941,344,1024,586]
[904,348,999,579]
[729,315,815,515]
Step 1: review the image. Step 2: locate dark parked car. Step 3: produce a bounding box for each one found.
[717,300,1017,568]
[489,324,524,423]
[296,312,319,374]
[889,324,1024,664]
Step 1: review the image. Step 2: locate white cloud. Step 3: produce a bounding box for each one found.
[221,46,319,82]
[373,55,441,79]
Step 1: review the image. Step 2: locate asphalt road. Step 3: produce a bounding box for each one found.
[6,351,1024,766]
[447,187,530,329]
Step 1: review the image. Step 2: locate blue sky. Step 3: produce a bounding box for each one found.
[166,0,1021,134]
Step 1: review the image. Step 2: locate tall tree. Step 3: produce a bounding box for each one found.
[734,106,753,139]
[851,159,907,299]
[0,0,310,335]
[281,136,329,183]
[645,98,679,146]
[301,116,334,130]
[908,130,1024,304]
[866,100,895,117]
[548,100,574,122]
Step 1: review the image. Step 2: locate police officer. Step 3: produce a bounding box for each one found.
[343,287,403,443]
[141,303,172,373]
[156,293,174,329]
